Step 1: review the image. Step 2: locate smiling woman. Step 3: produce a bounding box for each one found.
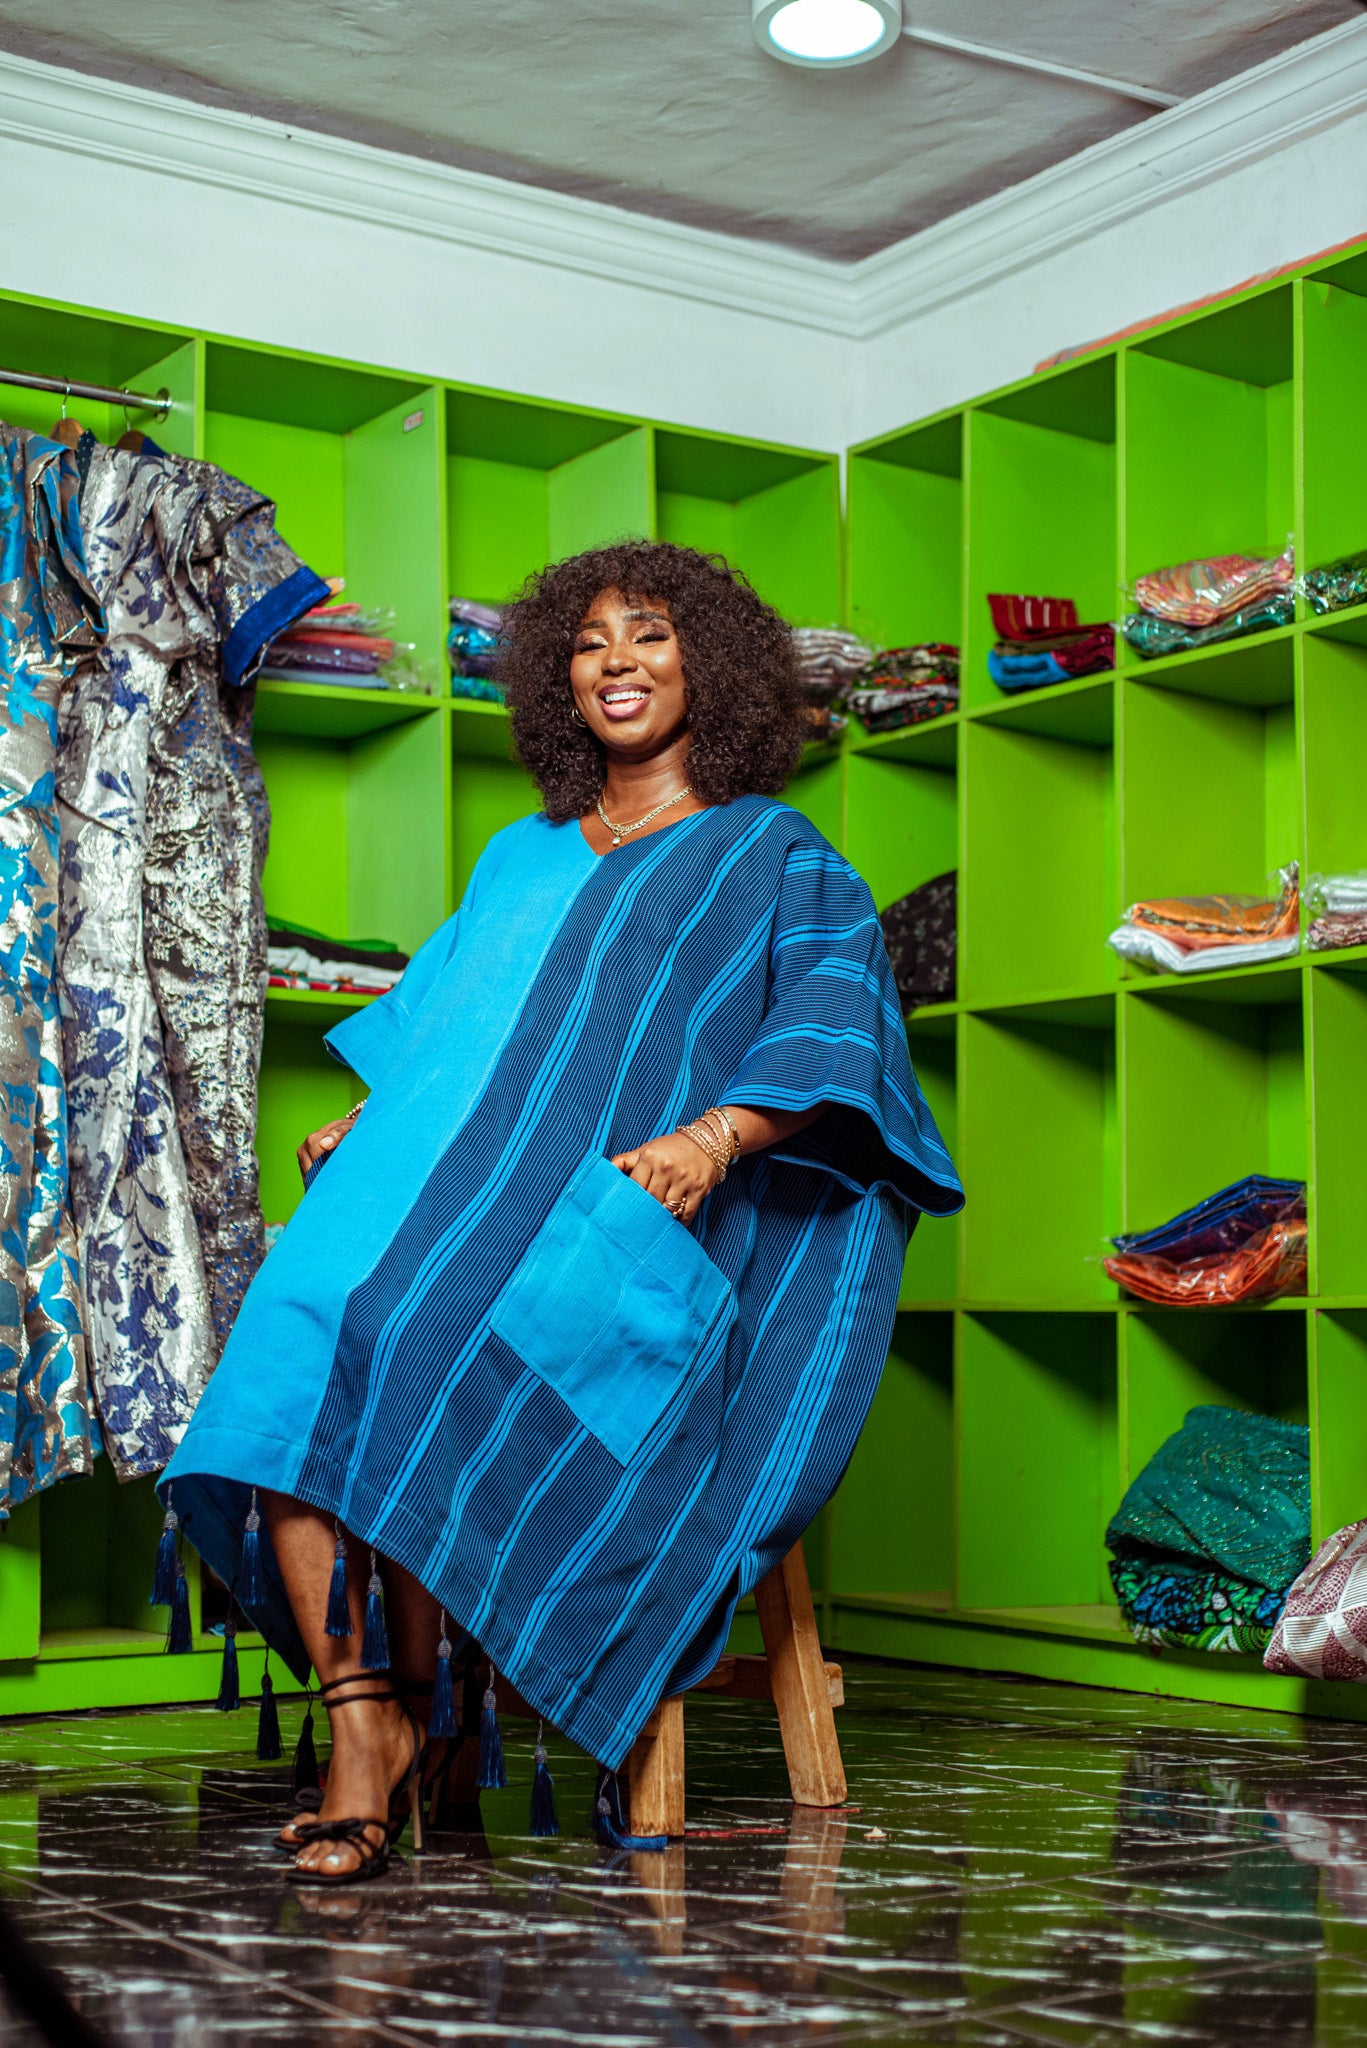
[159,537,962,1887]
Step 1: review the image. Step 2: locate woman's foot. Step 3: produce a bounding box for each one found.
[292,1692,423,1880]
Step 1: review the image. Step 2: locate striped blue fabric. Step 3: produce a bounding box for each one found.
[165,797,961,1766]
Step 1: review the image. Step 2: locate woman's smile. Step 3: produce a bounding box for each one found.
[599,682,652,720]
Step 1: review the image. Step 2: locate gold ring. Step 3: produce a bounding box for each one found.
[670,1198,686,1217]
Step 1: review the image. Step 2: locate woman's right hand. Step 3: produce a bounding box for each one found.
[297,1106,362,1183]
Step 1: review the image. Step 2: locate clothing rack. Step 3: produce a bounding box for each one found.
[0,365,171,420]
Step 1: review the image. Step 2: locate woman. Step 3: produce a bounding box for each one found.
[162,540,962,1883]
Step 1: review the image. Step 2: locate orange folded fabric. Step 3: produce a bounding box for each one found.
[1104,1219,1307,1306]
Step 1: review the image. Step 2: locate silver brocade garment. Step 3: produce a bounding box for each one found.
[0,428,102,1518]
[59,444,325,1477]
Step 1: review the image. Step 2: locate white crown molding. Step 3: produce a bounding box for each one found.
[850,15,1367,337]
[0,20,1365,347]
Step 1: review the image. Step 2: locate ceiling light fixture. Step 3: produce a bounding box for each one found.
[752,0,901,68]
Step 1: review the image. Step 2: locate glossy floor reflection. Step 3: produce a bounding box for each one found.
[4,1663,1367,2044]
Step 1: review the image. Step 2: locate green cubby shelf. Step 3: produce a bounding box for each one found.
[10,238,1367,1725]
[823,234,1367,1723]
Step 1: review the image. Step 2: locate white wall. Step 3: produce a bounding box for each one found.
[5,21,1367,459]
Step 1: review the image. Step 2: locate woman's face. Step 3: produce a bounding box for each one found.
[569,588,689,758]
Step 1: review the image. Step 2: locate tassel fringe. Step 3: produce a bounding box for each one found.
[293,1697,320,1794]
[324,1526,351,1638]
[429,1616,458,1739]
[215,1619,239,1712]
[151,1495,178,1607]
[256,1667,282,1761]
[360,1552,390,1670]
[591,1768,665,1853]
[167,1559,192,1654]
[530,1729,559,1837]
[478,1673,507,1790]
[239,1489,264,1610]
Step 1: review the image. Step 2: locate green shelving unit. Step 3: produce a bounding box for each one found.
[8,238,1367,1728]
[0,287,841,1715]
[826,238,1367,1722]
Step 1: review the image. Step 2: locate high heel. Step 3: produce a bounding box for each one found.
[275,1673,433,1853]
[282,1676,425,1886]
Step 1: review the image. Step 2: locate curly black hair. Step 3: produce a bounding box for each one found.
[498,540,805,825]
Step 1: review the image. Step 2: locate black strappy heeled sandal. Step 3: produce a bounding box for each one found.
[275,1672,432,1853]
[283,1677,426,1886]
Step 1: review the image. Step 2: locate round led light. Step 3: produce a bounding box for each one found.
[753,0,900,68]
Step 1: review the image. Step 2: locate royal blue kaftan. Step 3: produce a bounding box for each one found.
[164,797,962,1765]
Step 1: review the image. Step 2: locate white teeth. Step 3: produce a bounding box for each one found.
[603,689,647,704]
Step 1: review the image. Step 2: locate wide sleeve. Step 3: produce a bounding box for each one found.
[723,840,963,1217]
[190,466,331,686]
[324,913,462,1088]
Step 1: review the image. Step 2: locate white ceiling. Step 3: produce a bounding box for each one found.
[2,1,1358,259]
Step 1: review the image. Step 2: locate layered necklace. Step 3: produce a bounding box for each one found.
[595,784,693,851]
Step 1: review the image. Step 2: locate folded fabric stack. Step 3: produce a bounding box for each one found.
[266,917,410,995]
[879,872,955,1013]
[1107,1404,1310,1654]
[448,597,504,704]
[791,627,869,739]
[1302,548,1367,615]
[1307,870,1367,952]
[1103,1174,1307,1307]
[985,593,1114,693]
[263,600,401,689]
[1107,862,1299,975]
[847,644,959,733]
[1122,546,1294,660]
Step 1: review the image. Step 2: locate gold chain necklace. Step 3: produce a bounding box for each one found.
[595,784,693,850]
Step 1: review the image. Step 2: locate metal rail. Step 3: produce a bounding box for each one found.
[0,364,172,420]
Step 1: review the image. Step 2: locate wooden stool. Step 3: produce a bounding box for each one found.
[625,1539,845,1838]
[455,1540,844,1838]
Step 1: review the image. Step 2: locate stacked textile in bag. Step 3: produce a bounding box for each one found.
[264,597,415,689]
[791,627,869,738]
[846,644,959,733]
[986,592,1114,693]
[266,917,410,995]
[1307,870,1367,952]
[1302,549,1367,615]
[1103,1175,1307,1306]
[1122,546,1294,659]
[1107,1405,1310,1654]
[448,597,503,702]
[1108,862,1299,974]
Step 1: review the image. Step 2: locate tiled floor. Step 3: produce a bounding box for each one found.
[3,1663,1367,2045]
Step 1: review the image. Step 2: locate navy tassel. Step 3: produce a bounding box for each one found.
[478,1672,507,1790]
[150,1495,178,1607]
[239,1489,264,1610]
[429,1615,458,1740]
[215,1618,239,1712]
[360,1550,390,1670]
[293,1696,320,1793]
[324,1525,351,1638]
[256,1665,282,1761]
[591,1768,665,1853]
[530,1727,559,1837]
[167,1558,192,1654]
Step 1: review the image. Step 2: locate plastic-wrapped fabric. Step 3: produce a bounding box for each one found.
[1108,863,1299,974]
[1106,1406,1310,1655]
[846,681,957,732]
[1122,590,1293,659]
[447,619,500,678]
[987,593,1080,639]
[263,641,379,676]
[1104,1218,1307,1305]
[1111,1174,1305,1262]
[1302,550,1367,616]
[860,643,959,686]
[791,627,873,708]
[1133,546,1295,627]
[450,597,502,632]
[1306,870,1367,950]
[1264,1520,1367,1679]
[994,625,1114,675]
[1310,911,1367,951]
[879,872,955,1013]
[450,674,504,704]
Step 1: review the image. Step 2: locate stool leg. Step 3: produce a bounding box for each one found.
[625,1695,685,1837]
[755,1541,846,1807]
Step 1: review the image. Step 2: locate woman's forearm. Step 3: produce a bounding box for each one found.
[721,1103,824,1156]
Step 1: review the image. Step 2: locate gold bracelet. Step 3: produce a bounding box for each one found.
[677,1120,728,1182]
[705,1106,740,1161]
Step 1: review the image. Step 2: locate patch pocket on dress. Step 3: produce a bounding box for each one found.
[490,1152,737,1465]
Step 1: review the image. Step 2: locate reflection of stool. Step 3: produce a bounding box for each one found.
[626,1541,845,1839]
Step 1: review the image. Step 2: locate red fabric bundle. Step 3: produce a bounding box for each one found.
[1104,1219,1307,1306]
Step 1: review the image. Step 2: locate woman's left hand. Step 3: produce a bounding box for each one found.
[612,1132,720,1223]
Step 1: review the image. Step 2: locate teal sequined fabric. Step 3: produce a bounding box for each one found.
[1107,1405,1310,1655]
[1122,592,1293,659]
[1303,550,1367,615]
